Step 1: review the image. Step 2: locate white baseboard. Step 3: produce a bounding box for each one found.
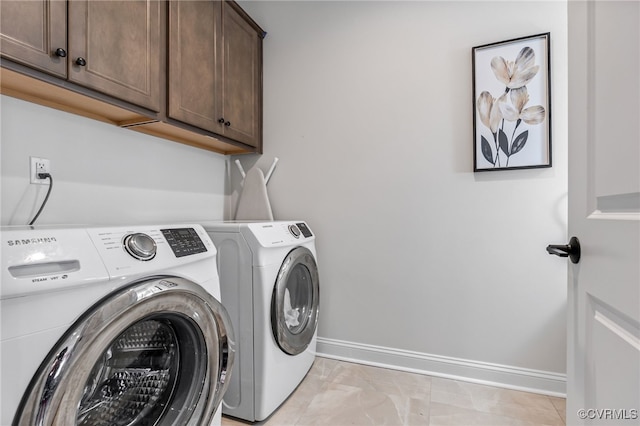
[316,337,566,397]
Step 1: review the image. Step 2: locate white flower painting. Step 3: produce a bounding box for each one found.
[473,33,551,171]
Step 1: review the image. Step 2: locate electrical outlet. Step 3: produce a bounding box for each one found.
[30,157,51,184]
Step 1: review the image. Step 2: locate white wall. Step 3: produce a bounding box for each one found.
[1,95,227,226]
[236,0,568,394]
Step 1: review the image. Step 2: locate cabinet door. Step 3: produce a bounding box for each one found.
[168,0,222,132]
[0,0,67,78]
[221,1,263,149]
[68,0,162,112]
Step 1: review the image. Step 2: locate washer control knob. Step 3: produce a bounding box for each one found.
[288,224,301,238]
[123,233,157,261]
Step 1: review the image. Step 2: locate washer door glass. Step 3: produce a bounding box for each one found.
[15,277,234,426]
[271,247,319,355]
[78,316,200,425]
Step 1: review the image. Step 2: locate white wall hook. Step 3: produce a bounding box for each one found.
[264,157,279,185]
[235,159,246,180]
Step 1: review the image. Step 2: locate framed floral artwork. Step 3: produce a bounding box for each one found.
[472,33,551,171]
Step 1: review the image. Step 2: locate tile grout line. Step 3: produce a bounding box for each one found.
[549,396,567,426]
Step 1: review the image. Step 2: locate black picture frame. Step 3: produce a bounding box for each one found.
[472,33,552,172]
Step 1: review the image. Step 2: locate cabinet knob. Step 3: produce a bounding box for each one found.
[54,48,67,58]
[218,118,225,124]
[75,57,87,67]
[225,121,231,127]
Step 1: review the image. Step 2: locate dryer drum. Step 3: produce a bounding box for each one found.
[14,277,235,426]
[271,247,320,356]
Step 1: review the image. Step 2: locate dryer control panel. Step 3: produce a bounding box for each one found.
[295,222,313,238]
[248,221,314,248]
[287,223,313,239]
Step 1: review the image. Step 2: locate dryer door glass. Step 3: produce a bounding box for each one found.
[272,247,320,355]
[283,264,313,335]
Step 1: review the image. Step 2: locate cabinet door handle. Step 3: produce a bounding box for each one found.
[218,118,225,124]
[224,121,231,127]
[54,48,67,58]
[75,57,87,67]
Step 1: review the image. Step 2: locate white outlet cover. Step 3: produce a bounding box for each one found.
[30,156,51,184]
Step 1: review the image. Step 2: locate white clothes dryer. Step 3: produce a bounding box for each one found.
[202,221,319,422]
[0,224,234,426]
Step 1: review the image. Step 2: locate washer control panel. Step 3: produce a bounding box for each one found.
[161,228,207,258]
[85,224,214,279]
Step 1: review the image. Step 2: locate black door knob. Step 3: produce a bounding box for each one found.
[218,118,225,124]
[224,121,231,127]
[546,236,581,264]
[75,57,87,66]
[54,48,67,58]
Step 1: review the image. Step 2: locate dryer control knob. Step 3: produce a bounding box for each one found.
[288,224,301,238]
[123,233,157,261]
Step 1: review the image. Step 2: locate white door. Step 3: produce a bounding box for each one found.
[564,1,640,425]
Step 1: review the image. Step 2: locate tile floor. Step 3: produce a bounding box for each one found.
[221,357,566,426]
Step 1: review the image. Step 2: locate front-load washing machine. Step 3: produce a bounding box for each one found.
[0,224,234,426]
[202,221,319,422]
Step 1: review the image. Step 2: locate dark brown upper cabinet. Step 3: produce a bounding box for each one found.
[0,0,162,112]
[0,0,263,155]
[67,1,163,112]
[0,1,67,78]
[169,0,264,150]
